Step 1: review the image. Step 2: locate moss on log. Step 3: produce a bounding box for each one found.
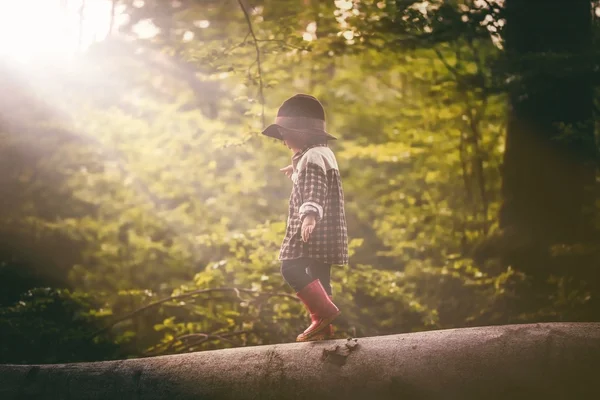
[1,323,599,400]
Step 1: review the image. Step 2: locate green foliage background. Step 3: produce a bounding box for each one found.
[0,0,598,363]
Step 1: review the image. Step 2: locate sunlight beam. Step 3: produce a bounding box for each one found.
[0,0,155,63]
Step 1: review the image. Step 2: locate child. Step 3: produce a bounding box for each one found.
[262,94,349,342]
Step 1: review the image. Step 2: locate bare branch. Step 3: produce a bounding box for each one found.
[78,0,86,52]
[109,0,117,38]
[89,287,298,340]
[222,35,305,57]
[464,38,490,234]
[465,38,488,119]
[255,39,308,51]
[222,32,251,56]
[433,47,462,81]
[237,0,266,127]
[146,330,254,356]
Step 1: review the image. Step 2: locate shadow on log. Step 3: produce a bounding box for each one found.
[1,323,599,400]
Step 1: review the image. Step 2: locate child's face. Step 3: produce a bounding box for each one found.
[280,129,306,152]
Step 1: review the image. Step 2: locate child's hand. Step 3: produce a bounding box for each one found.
[301,214,316,242]
[280,165,293,179]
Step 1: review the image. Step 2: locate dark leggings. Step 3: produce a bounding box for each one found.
[281,257,332,296]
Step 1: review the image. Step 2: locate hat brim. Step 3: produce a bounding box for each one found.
[261,124,337,141]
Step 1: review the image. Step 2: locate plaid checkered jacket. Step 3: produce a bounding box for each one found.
[279,144,349,265]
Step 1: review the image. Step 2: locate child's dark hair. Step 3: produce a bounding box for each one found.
[307,135,328,146]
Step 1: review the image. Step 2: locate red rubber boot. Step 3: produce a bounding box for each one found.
[295,280,341,342]
[306,296,335,341]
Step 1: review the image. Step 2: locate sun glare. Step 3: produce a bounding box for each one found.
[0,0,155,63]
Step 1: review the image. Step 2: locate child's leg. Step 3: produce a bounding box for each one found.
[280,258,313,293]
[307,261,335,340]
[307,261,332,296]
[282,257,340,342]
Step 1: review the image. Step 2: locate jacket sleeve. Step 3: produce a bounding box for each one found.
[296,162,328,222]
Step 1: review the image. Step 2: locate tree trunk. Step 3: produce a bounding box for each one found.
[1,323,599,400]
[500,0,596,252]
[471,0,600,322]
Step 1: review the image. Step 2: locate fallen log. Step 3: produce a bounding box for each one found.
[1,322,599,399]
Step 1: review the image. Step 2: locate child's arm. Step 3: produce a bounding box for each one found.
[297,162,328,242]
[280,165,293,179]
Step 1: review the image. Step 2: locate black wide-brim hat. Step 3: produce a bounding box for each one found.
[261,94,337,141]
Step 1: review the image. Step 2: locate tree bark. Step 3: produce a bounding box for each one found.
[1,323,599,400]
[471,0,600,322]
